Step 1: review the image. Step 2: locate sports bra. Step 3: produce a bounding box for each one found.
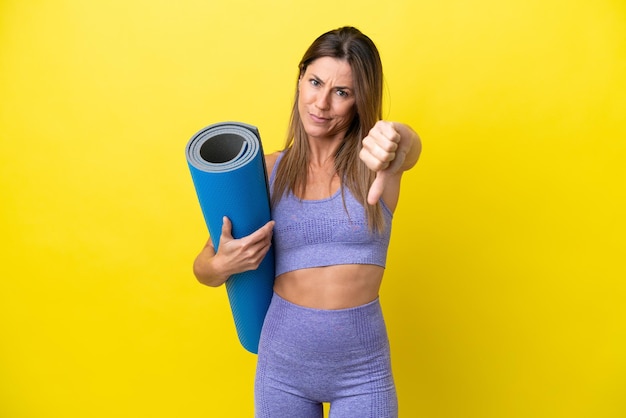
[270,152,392,277]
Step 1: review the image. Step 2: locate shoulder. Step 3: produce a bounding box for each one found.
[264,151,282,176]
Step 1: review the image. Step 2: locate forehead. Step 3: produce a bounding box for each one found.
[304,57,353,85]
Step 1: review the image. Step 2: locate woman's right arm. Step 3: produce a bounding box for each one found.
[193,216,275,287]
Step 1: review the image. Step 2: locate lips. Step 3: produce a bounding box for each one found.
[309,113,329,123]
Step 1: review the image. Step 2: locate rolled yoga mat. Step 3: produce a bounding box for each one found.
[186,121,275,354]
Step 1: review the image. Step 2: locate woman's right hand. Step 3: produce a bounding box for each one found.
[193,216,275,287]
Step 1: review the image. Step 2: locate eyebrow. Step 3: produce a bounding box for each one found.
[310,73,353,91]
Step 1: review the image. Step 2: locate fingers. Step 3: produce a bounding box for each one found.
[221,217,274,244]
[235,221,274,270]
[216,218,274,273]
[361,121,407,206]
[360,121,401,172]
[246,220,275,245]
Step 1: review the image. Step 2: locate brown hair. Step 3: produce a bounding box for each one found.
[271,26,385,232]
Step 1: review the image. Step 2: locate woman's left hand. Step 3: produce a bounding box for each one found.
[359,121,407,205]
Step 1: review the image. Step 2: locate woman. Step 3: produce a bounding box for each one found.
[193,26,421,418]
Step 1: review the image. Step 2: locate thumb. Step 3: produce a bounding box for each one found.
[220,216,234,241]
[367,171,388,206]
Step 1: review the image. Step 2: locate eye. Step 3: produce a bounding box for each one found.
[309,78,321,87]
[336,89,349,97]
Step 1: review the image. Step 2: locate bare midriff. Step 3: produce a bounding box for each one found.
[273,264,385,310]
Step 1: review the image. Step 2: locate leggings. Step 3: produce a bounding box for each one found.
[254,292,397,418]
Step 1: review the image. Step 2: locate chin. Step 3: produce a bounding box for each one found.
[302,124,327,139]
[308,130,334,141]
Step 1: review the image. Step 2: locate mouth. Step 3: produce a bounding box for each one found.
[309,113,329,123]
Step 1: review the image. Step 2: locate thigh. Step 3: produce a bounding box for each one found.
[255,329,323,418]
[329,389,398,418]
[255,379,323,418]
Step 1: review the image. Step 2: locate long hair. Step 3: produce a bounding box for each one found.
[271,26,385,232]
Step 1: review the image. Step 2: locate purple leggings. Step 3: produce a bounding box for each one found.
[254,293,397,418]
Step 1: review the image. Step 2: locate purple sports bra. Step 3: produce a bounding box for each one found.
[270,152,392,277]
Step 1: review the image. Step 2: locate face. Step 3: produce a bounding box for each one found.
[298,57,356,142]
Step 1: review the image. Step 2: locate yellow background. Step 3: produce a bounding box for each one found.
[1,0,625,417]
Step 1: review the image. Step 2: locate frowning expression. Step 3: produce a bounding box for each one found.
[298,57,356,142]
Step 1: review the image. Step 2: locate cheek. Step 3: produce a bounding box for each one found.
[299,87,315,105]
[297,93,307,114]
[335,100,356,118]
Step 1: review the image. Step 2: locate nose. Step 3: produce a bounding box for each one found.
[314,90,331,111]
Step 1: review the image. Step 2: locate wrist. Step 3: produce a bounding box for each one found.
[208,254,231,285]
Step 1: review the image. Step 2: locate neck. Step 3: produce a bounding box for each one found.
[307,137,342,168]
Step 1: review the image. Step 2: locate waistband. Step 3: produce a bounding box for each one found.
[260,292,388,353]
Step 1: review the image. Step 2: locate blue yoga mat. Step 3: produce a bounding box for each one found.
[186,121,275,354]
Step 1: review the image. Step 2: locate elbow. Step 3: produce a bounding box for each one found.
[194,272,223,288]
